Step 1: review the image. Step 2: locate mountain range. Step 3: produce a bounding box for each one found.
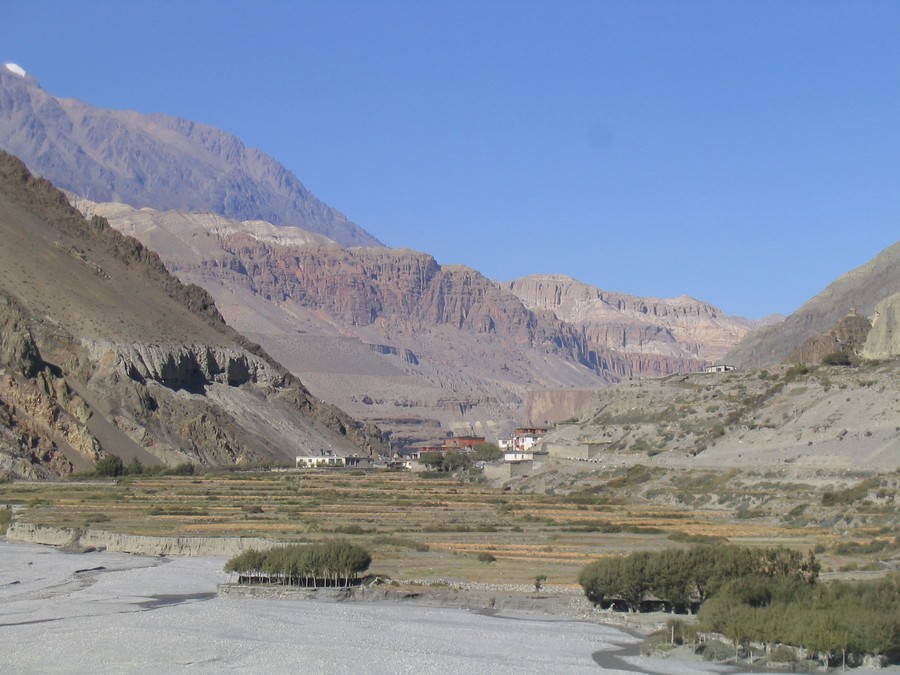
[0,64,379,248]
[0,64,775,445]
[1,62,897,466]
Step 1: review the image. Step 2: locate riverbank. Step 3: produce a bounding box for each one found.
[4,530,897,673]
[219,578,674,633]
[0,539,643,673]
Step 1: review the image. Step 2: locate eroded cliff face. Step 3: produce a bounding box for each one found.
[504,274,759,364]
[82,340,286,390]
[200,237,710,380]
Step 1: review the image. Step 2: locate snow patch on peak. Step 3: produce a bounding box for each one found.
[4,63,26,77]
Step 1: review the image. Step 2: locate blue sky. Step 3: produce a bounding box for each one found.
[2,0,898,318]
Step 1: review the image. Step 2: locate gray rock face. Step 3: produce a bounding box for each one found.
[82,340,286,390]
[863,292,900,359]
[0,66,381,248]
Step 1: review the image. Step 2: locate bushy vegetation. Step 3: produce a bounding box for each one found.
[699,573,900,667]
[419,450,471,472]
[473,442,503,462]
[580,544,899,666]
[92,454,196,478]
[578,544,819,613]
[823,351,852,366]
[224,541,371,588]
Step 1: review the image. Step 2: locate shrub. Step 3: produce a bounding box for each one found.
[823,351,852,366]
[95,454,124,477]
[784,364,809,380]
[477,552,497,563]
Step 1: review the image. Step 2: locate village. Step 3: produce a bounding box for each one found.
[294,424,613,480]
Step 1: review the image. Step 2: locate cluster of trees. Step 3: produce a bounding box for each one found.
[698,573,899,668]
[93,454,195,478]
[224,542,372,588]
[580,545,899,666]
[419,443,502,471]
[578,544,819,613]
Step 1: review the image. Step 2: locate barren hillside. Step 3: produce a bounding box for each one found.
[0,151,384,478]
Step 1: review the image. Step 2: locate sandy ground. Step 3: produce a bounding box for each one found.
[2,539,893,674]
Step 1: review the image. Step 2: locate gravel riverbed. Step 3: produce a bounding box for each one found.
[7,539,890,674]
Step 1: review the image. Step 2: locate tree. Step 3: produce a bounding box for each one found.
[442,451,469,472]
[534,574,547,593]
[126,457,144,475]
[95,454,124,477]
[419,452,444,470]
[473,443,503,462]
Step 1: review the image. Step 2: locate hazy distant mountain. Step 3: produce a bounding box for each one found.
[0,63,380,248]
[503,275,772,365]
[726,241,900,368]
[0,151,384,479]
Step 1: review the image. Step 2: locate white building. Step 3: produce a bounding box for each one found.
[296,456,346,468]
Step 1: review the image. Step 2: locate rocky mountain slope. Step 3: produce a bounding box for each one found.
[69,199,618,444]
[72,199,765,445]
[504,274,768,364]
[0,151,384,478]
[543,361,899,471]
[0,64,379,248]
[515,243,900,505]
[727,240,900,368]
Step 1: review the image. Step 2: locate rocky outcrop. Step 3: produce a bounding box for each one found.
[787,312,872,364]
[0,292,41,377]
[0,66,380,248]
[526,389,596,426]
[368,344,419,365]
[863,293,900,359]
[7,521,277,557]
[82,340,286,390]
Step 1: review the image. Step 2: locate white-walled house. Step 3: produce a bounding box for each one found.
[296,456,346,468]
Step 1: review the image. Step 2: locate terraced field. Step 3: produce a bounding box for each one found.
[4,468,895,586]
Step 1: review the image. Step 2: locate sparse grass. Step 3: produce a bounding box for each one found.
[0,468,887,585]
